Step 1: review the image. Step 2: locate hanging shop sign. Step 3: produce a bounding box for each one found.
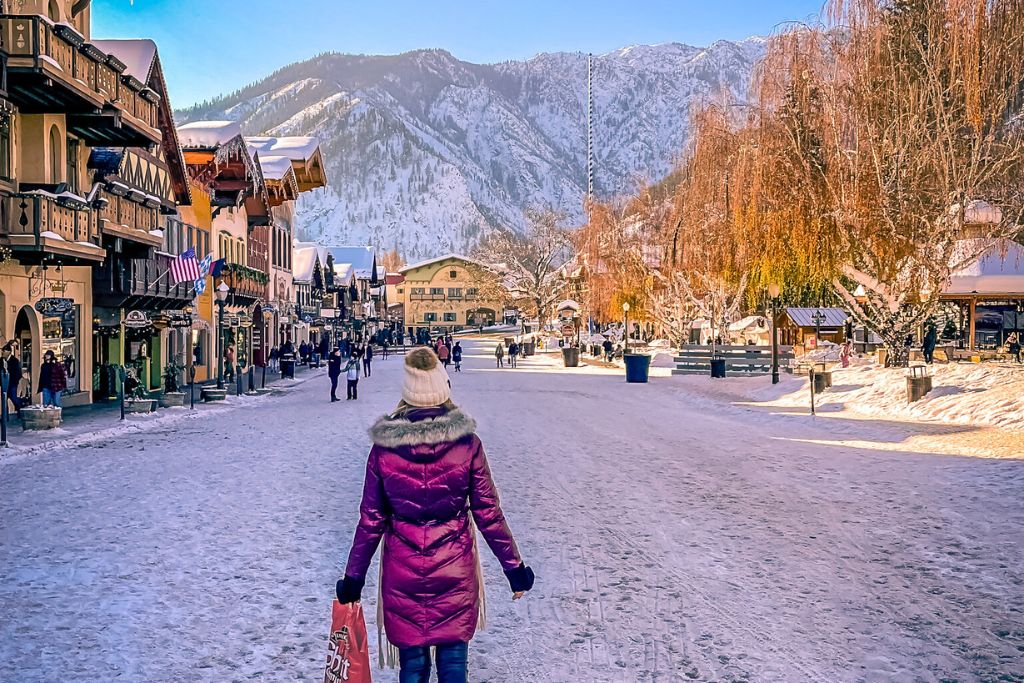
[252,326,263,347]
[35,297,75,317]
[168,315,193,329]
[320,307,338,318]
[561,323,577,338]
[123,310,152,329]
[228,316,241,327]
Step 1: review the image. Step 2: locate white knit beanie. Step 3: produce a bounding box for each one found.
[402,347,451,407]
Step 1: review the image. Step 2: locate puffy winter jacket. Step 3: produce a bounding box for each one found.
[345,407,522,648]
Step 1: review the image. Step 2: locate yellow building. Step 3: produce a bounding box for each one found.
[0,0,163,407]
[398,254,505,334]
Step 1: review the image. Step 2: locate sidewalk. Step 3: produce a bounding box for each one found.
[0,362,326,457]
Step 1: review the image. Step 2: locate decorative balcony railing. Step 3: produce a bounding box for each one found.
[410,293,445,301]
[3,191,103,262]
[0,15,160,146]
[223,263,268,302]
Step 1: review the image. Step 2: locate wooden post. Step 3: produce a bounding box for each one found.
[968,297,977,351]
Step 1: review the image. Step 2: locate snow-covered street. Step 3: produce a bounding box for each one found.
[2,339,1022,682]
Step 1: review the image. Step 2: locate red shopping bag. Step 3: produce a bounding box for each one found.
[324,600,372,683]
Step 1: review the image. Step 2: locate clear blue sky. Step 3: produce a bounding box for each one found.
[93,0,825,108]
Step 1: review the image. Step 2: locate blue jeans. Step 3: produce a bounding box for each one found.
[399,642,468,683]
[42,388,61,407]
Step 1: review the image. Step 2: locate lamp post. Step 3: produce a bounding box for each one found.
[812,309,826,349]
[215,281,229,389]
[623,302,631,354]
[768,282,781,385]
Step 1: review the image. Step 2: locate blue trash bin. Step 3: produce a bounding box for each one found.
[624,353,651,383]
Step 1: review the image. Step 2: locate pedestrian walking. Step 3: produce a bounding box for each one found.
[381,339,390,360]
[2,342,23,417]
[336,347,534,682]
[328,346,343,402]
[438,341,451,367]
[839,339,853,368]
[452,341,463,372]
[363,343,374,377]
[1008,332,1022,363]
[603,338,614,363]
[268,345,279,372]
[922,324,938,364]
[345,355,360,400]
[494,342,504,368]
[318,336,330,368]
[225,345,236,382]
[39,350,67,407]
[508,340,520,368]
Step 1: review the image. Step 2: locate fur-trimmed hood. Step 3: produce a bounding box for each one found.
[369,408,477,453]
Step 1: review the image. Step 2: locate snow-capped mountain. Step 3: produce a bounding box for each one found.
[177,40,766,259]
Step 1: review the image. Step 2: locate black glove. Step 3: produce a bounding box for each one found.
[504,563,535,593]
[336,575,365,604]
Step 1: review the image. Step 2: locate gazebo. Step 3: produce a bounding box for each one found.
[941,238,1024,351]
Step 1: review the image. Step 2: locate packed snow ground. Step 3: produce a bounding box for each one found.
[1,340,1022,682]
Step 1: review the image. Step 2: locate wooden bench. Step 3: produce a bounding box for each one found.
[673,345,795,377]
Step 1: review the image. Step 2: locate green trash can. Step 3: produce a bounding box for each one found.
[624,353,651,383]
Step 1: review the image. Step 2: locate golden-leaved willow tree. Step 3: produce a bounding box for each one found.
[580,0,1024,364]
[748,0,1024,365]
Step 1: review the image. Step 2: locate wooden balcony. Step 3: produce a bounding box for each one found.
[97,189,162,254]
[93,252,193,309]
[0,15,160,146]
[223,264,268,304]
[410,293,445,301]
[3,191,104,264]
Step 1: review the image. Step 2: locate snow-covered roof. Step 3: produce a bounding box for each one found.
[91,39,157,83]
[728,315,770,333]
[556,299,581,311]
[945,238,1024,296]
[177,121,243,149]
[399,253,487,274]
[256,154,294,181]
[327,246,376,279]
[333,262,355,284]
[245,136,321,162]
[292,244,320,282]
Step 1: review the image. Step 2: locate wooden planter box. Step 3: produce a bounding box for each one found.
[158,392,186,408]
[125,399,157,414]
[21,406,62,430]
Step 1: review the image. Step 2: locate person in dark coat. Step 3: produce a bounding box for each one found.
[39,350,67,407]
[2,342,22,416]
[508,341,520,368]
[337,348,533,681]
[363,343,374,377]
[452,341,463,372]
[1008,332,1022,364]
[603,338,614,362]
[922,325,938,364]
[328,346,343,402]
[318,336,330,367]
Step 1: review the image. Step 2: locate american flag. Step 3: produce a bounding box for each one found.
[170,247,202,284]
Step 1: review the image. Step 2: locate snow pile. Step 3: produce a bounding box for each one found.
[738,362,1024,430]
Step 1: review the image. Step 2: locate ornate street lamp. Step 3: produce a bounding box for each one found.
[767,282,781,384]
[215,281,229,389]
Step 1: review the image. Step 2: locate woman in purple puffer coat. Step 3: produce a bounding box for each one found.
[337,347,534,683]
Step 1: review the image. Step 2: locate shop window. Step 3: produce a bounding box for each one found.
[0,115,11,182]
[42,304,80,395]
[443,312,457,322]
